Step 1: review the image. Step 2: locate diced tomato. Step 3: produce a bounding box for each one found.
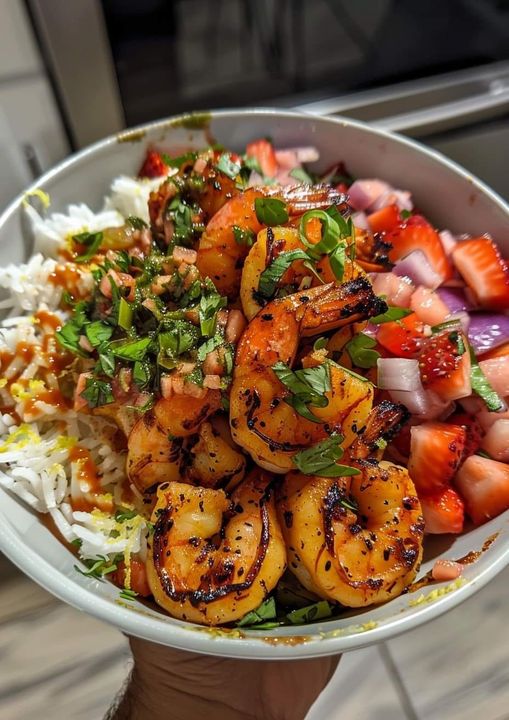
[447,412,484,460]
[455,454,509,525]
[418,330,471,401]
[386,215,453,282]
[110,559,152,597]
[452,237,509,311]
[410,287,450,326]
[420,487,465,534]
[377,312,426,358]
[367,204,401,234]
[246,139,278,178]
[478,356,509,398]
[139,150,169,178]
[408,422,466,493]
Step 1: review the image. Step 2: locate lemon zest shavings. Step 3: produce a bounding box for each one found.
[408,577,467,607]
[22,189,51,209]
[0,423,40,452]
[0,379,7,389]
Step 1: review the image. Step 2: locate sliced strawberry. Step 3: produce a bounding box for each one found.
[447,412,484,460]
[377,312,426,358]
[408,422,466,493]
[386,215,453,281]
[455,454,509,525]
[246,139,278,178]
[420,487,464,534]
[367,204,401,234]
[139,150,169,178]
[410,287,450,326]
[418,330,471,401]
[452,237,509,311]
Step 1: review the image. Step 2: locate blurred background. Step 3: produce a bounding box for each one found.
[1,1,509,718]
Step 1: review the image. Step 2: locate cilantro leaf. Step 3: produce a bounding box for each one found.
[111,337,152,362]
[199,290,227,337]
[273,361,330,423]
[56,320,88,357]
[345,333,380,369]
[162,151,197,168]
[254,198,289,226]
[80,377,114,408]
[257,249,310,300]
[73,231,103,263]
[85,321,113,348]
[292,435,360,478]
[371,306,413,324]
[126,216,148,230]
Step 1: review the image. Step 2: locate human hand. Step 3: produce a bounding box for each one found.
[109,636,340,720]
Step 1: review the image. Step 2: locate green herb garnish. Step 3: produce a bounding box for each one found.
[345,333,380,369]
[118,297,133,331]
[232,225,255,247]
[272,361,330,423]
[469,346,505,412]
[236,597,277,627]
[216,153,241,179]
[286,600,333,625]
[73,231,103,262]
[126,216,148,230]
[292,434,360,478]
[119,588,139,602]
[111,337,152,362]
[80,377,114,408]
[254,197,289,226]
[371,306,413,324]
[85,321,113,348]
[289,167,313,184]
[162,151,197,168]
[199,289,227,337]
[74,555,119,581]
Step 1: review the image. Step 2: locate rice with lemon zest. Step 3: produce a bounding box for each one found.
[0,179,157,583]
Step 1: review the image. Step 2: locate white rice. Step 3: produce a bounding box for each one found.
[0,175,154,568]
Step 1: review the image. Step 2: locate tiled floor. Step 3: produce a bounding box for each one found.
[1,555,509,720]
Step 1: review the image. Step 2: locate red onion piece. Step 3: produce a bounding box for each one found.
[436,287,474,313]
[467,313,509,355]
[378,358,421,391]
[351,211,370,231]
[371,189,413,212]
[439,229,457,256]
[388,388,451,419]
[361,322,379,338]
[348,179,390,211]
[393,250,444,289]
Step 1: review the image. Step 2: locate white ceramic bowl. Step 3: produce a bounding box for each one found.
[0,109,508,659]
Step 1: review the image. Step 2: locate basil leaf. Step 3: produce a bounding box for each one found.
[118,297,133,331]
[286,601,333,625]
[73,231,103,262]
[469,346,505,412]
[289,167,313,184]
[236,597,277,627]
[254,198,289,226]
[371,306,413,324]
[257,249,310,300]
[292,434,360,477]
[133,360,151,388]
[232,225,255,247]
[85,321,113,348]
[199,291,227,337]
[126,215,148,230]
[162,151,197,168]
[159,321,199,357]
[345,333,380,369]
[111,337,152,362]
[80,377,114,408]
[284,395,327,423]
[216,153,241,179]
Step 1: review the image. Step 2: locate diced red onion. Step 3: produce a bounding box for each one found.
[436,287,474,313]
[388,388,450,419]
[467,313,509,355]
[378,358,421,391]
[439,229,457,256]
[371,272,414,308]
[362,322,379,338]
[348,179,390,211]
[371,189,413,212]
[351,211,370,231]
[393,250,443,289]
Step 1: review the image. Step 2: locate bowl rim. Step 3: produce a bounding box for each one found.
[1,107,509,659]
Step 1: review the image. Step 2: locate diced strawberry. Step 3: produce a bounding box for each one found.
[418,330,471,401]
[447,412,484,460]
[408,422,466,493]
[410,287,450,326]
[367,204,401,234]
[246,139,278,178]
[377,312,426,358]
[386,215,453,282]
[420,487,465,534]
[111,559,151,597]
[481,419,509,462]
[478,356,509,398]
[139,150,169,178]
[452,237,509,311]
[455,454,509,525]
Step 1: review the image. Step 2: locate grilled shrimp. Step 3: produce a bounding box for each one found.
[127,391,221,491]
[195,185,347,296]
[278,460,424,607]
[230,279,386,473]
[146,470,286,625]
[240,226,364,321]
[187,416,246,491]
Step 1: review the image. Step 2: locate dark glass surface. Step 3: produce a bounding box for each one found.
[101,0,509,125]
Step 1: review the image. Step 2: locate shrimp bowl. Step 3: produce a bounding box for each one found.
[0,109,508,659]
